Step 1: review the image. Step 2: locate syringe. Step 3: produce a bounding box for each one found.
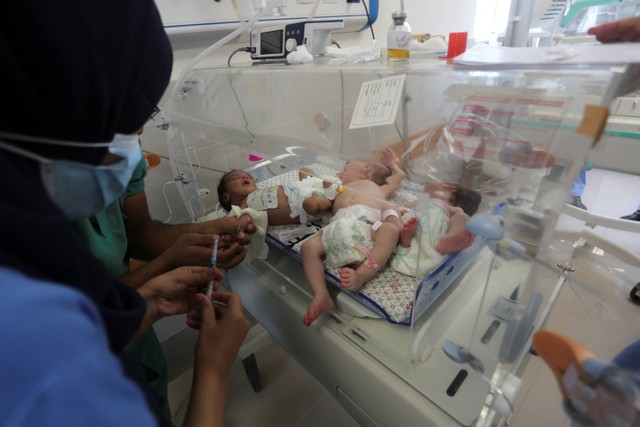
[205,237,220,298]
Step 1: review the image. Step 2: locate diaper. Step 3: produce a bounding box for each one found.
[390,202,448,277]
[284,176,339,224]
[321,205,381,268]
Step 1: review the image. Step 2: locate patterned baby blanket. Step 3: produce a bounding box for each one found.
[261,158,461,325]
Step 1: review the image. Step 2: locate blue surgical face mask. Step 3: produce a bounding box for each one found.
[0,132,142,220]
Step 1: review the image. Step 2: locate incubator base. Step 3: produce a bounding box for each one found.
[227,242,547,426]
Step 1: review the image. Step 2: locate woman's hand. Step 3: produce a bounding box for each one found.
[161,233,223,269]
[159,215,257,271]
[192,291,250,374]
[138,266,223,322]
[200,215,256,245]
[195,215,257,269]
[587,16,640,43]
[183,291,250,427]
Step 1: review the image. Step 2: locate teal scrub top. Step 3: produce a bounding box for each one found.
[71,149,147,277]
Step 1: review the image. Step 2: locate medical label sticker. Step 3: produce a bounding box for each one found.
[279,225,318,243]
[490,296,519,322]
[349,74,406,129]
[175,79,203,101]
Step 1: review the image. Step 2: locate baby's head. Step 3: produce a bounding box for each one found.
[425,181,481,216]
[339,160,392,185]
[365,161,393,186]
[217,170,257,211]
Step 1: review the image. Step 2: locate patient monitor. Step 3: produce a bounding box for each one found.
[249,20,344,60]
[164,55,638,426]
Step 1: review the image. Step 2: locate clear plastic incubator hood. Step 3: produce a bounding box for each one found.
[164,55,640,426]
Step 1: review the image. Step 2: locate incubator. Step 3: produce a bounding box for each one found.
[163,55,640,426]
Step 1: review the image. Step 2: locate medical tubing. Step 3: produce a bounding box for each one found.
[171,0,281,101]
[230,0,243,23]
[161,181,176,223]
[0,131,112,147]
[567,279,596,349]
[307,0,321,21]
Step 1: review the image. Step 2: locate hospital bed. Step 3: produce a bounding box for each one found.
[163,56,640,426]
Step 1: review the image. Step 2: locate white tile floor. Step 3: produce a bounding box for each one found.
[168,333,362,427]
[167,168,640,427]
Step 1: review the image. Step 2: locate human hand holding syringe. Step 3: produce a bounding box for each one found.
[207,238,227,307]
[206,237,220,299]
[205,238,230,309]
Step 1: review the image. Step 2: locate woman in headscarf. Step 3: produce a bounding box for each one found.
[0,1,249,425]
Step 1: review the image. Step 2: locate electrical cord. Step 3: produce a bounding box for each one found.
[362,0,375,40]
[227,47,256,67]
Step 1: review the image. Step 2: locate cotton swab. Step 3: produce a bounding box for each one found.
[205,238,220,298]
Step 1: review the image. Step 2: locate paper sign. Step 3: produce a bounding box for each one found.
[349,74,406,129]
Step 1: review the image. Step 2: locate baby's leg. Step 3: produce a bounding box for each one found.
[382,209,415,248]
[435,212,475,254]
[339,222,399,292]
[399,217,418,248]
[300,235,334,326]
[302,195,333,216]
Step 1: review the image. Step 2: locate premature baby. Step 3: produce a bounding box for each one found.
[390,181,480,277]
[217,169,339,225]
[300,148,408,326]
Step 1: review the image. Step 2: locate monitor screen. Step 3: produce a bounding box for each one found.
[260,29,284,55]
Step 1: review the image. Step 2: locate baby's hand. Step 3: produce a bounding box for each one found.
[381,148,399,167]
[299,167,315,180]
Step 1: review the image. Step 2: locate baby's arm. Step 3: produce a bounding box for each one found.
[380,148,406,198]
[299,167,338,189]
[298,167,316,181]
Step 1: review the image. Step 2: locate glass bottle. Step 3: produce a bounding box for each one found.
[387,11,411,64]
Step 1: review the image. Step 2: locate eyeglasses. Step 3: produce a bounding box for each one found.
[148,106,162,122]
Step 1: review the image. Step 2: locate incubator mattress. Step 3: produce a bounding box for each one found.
[259,157,465,325]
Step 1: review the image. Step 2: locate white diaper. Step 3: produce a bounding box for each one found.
[284,176,339,224]
[321,204,381,268]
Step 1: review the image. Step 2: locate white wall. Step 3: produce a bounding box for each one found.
[164,0,480,84]
[379,0,478,37]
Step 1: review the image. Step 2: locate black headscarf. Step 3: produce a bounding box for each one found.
[0,0,172,423]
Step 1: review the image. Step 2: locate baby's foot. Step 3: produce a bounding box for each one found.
[437,229,475,254]
[303,295,334,327]
[399,217,418,248]
[338,267,366,292]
